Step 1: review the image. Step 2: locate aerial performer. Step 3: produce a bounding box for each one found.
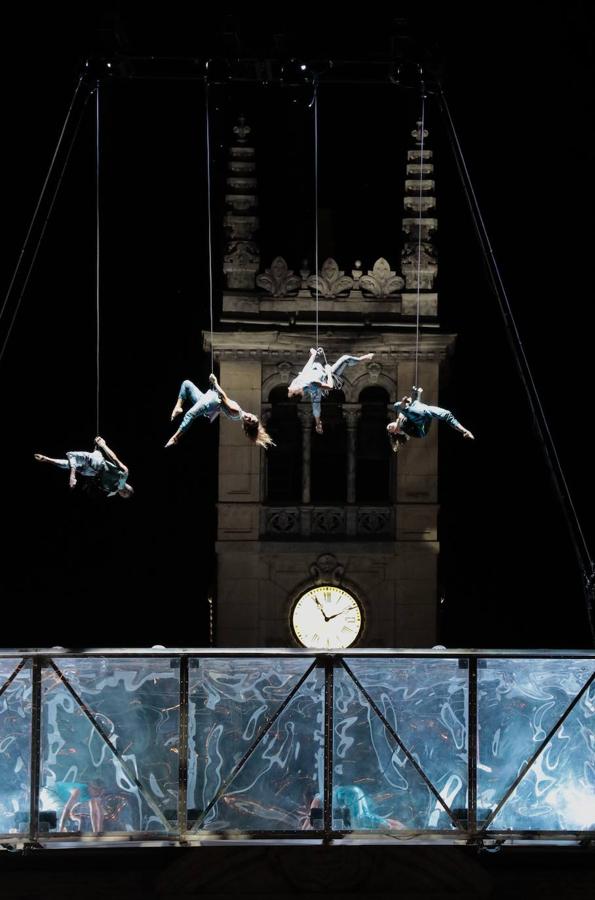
[166,373,274,449]
[34,437,133,497]
[288,347,374,433]
[387,386,474,451]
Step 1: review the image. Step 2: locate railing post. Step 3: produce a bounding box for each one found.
[323,654,334,841]
[178,655,189,841]
[29,657,42,844]
[468,655,478,837]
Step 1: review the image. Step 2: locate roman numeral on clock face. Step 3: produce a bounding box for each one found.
[291,586,363,649]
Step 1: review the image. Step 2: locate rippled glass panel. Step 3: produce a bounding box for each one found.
[0,660,31,836]
[478,658,595,828]
[485,664,595,831]
[189,657,323,831]
[333,664,460,830]
[346,657,467,820]
[40,657,180,834]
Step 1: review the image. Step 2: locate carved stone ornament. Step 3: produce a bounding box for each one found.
[406,163,433,176]
[405,178,435,194]
[404,196,436,213]
[233,115,251,144]
[309,553,345,585]
[359,257,404,298]
[312,509,345,534]
[357,508,391,534]
[277,361,293,383]
[367,361,382,382]
[256,257,301,297]
[411,120,429,144]
[401,244,436,267]
[306,258,354,298]
[223,241,259,269]
[267,509,299,534]
[401,244,437,290]
[402,219,437,241]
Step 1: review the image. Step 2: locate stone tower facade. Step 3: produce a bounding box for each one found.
[207,118,454,648]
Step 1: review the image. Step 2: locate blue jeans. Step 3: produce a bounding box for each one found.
[329,354,364,381]
[403,400,461,434]
[178,380,221,433]
[307,355,367,418]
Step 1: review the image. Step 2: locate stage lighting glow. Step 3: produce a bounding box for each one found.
[546,782,595,829]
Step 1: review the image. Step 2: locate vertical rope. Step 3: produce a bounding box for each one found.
[414,87,426,389]
[205,79,215,372]
[95,81,100,436]
[313,79,320,349]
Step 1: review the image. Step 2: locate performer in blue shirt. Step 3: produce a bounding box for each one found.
[34,437,133,497]
[288,348,374,433]
[166,374,274,449]
[387,386,474,450]
[50,778,106,832]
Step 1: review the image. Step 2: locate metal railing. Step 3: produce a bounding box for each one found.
[1,648,594,848]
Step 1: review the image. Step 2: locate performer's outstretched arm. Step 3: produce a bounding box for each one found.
[58,787,81,831]
[95,437,128,473]
[34,453,77,487]
[299,347,320,382]
[209,374,243,418]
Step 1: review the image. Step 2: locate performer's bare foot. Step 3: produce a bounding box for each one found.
[34,453,46,462]
[315,421,323,434]
[171,400,183,421]
[165,432,181,448]
[361,353,374,361]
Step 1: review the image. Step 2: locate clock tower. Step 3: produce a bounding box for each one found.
[207,116,454,648]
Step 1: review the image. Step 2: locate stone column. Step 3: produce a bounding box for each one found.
[297,407,312,505]
[260,405,271,503]
[344,405,361,504]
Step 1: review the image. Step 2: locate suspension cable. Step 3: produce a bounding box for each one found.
[95,82,100,435]
[313,77,320,349]
[204,76,215,373]
[438,85,595,643]
[414,77,426,388]
[0,74,89,365]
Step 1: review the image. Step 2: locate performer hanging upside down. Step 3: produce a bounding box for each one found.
[166,374,274,449]
[53,778,107,833]
[288,348,374,434]
[34,437,133,497]
[387,386,474,451]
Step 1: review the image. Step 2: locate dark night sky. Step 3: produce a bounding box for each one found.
[0,4,593,650]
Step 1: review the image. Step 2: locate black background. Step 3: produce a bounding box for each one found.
[0,3,593,650]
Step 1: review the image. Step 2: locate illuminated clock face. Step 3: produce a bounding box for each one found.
[291,586,363,649]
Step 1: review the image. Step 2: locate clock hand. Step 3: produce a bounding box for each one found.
[313,596,330,622]
[326,604,357,621]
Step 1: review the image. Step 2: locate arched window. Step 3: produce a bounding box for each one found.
[266,385,301,502]
[311,392,347,504]
[356,386,391,503]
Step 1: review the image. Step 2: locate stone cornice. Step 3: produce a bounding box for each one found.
[204,330,456,360]
[222,296,403,315]
[221,291,439,321]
